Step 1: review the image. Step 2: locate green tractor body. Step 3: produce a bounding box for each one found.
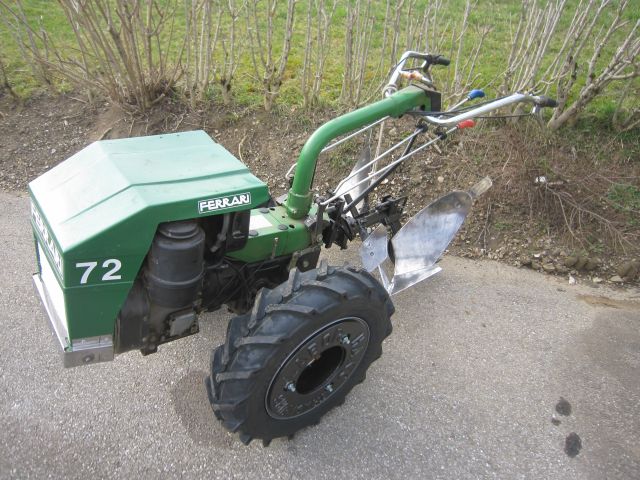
[30,86,431,368]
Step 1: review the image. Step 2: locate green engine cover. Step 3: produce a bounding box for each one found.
[30,130,269,349]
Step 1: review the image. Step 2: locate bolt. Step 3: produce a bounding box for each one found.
[340,335,351,345]
[325,383,334,393]
[369,251,375,256]
[285,382,296,393]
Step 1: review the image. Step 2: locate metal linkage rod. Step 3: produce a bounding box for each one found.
[320,116,389,154]
[322,125,458,206]
[331,129,423,198]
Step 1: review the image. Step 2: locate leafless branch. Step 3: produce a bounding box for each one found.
[246,0,297,111]
[301,0,336,108]
[547,0,639,128]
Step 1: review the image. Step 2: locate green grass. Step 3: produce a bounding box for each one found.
[1,0,638,126]
[0,0,74,96]
[493,221,513,232]
[608,183,640,213]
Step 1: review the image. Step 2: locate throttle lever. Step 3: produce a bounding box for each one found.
[399,70,433,86]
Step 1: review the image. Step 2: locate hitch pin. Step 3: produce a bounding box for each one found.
[270,237,279,260]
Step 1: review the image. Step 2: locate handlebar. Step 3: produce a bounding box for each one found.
[384,50,449,97]
[285,50,558,219]
[420,93,558,127]
[385,50,556,125]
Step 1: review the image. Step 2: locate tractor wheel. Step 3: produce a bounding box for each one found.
[205,261,394,446]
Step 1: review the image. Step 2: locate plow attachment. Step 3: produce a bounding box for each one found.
[360,177,492,295]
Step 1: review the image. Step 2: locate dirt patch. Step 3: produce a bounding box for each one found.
[0,93,93,190]
[577,295,640,311]
[1,92,638,286]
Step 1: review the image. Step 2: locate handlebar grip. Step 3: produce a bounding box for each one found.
[536,96,558,108]
[434,55,450,66]
[427,55,450,66]
[405,52,451,68]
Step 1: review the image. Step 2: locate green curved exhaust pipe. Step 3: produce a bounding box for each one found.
[285,86,430,218]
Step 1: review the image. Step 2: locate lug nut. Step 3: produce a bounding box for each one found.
[325,384,334,393]
[340,335,351,345]
[285,382,296,392]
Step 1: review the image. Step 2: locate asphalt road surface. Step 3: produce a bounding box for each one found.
[1,190,639,479]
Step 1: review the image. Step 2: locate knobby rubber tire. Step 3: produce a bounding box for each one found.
[205,261,394,446]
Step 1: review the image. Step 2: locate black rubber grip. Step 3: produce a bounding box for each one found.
[433,55,450,66]
[536,96,558,108]
[425,54,450,66]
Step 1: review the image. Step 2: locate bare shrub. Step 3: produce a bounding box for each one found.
[184,0,217,105]
[535,171,639,253]
[246,0,297,111]
[367,0,427,103]
[60,0,186,110]
[501,0,639,129]
[0,1,55,88]
[547,0,639,129]
[0,0,186,111]
[439,1,490,105]
[339,0,489,108]
[501,0,566,94]
[185,0,246,105]
[300,0,336,108]
[216,0,246,105]
[340,0,375,107]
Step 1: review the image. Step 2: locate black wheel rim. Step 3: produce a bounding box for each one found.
[266,317,370,420]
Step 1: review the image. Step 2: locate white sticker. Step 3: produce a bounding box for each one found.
[249,214,274,230]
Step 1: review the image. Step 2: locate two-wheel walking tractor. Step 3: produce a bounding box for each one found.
[29,51,557,445]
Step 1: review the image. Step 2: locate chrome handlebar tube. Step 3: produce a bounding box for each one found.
[421,93,555,127]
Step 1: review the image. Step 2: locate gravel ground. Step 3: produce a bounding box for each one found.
[1,190,639,479]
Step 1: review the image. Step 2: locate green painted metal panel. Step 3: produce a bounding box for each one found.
[29,130,269,340]
[286,86,431,218]
[226,206,313,263]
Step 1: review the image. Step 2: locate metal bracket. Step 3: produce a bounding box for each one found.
[288,245,322,271]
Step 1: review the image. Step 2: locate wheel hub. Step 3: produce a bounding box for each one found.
[266,318,370,419]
